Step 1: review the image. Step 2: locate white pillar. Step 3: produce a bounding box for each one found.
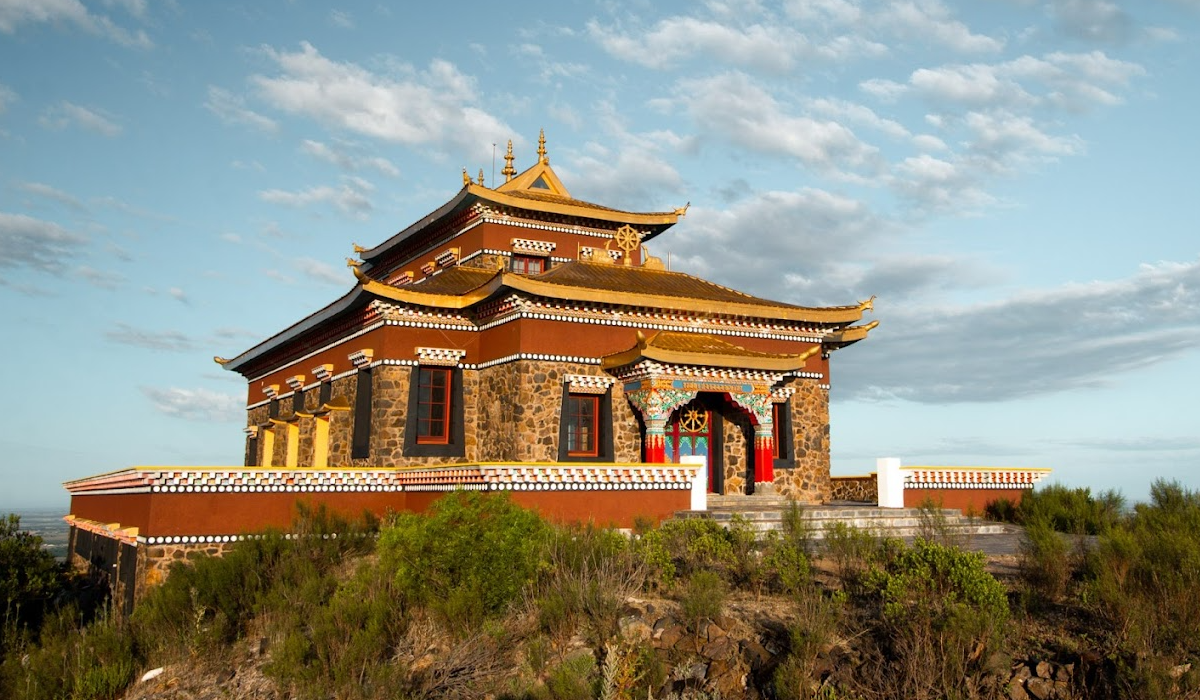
[877,457,905,508]
[681,455,707,511]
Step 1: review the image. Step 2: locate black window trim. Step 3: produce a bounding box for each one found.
[404,365,465,457]
[557,385,614,462]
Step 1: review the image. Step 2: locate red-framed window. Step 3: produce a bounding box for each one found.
[416,367,451,444]
[511,254,545,275]
[565,394,599,456]
[772,402,784,459]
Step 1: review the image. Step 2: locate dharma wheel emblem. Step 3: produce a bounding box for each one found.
[609,225,641,265]
[679,407,708,433]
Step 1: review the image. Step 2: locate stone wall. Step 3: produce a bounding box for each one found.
[720,405,752,495]
[830,475,877,503]
[137,541,237,601]
[774,380,831,503]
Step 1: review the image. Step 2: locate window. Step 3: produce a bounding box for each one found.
[405,366,465,456]
[416,367,451,444]
[771,399,795,469]
[511,254,545,275]
[557,385,613,462]
[351,368,373,459]
[565,395,599,456]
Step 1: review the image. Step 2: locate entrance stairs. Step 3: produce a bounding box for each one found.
[675,494,1014,540]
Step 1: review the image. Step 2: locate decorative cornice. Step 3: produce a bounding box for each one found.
[511,237,556,256]
[564,374,616,394]
[415,346,467,366]
[285,375,305,391]
[311,364,334,381]
[262,384,279,399]
[348,349,374,368]
[435,247,460,267]
[903,466,1052,489]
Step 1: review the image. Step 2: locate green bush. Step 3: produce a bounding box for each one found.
[636,517,738,587]
[378,491,551,634]
[1019,484,1124,535]
[680,570,727,630]
[863,539,1009,699]
[1,514,65,655]
[545,651,597,700]
[1019,515,1072,604]
[1,606,134,700]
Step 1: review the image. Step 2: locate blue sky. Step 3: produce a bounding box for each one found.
[1,0,1197,510]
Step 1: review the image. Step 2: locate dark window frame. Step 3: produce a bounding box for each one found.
[565,394,600,457]
[415,367,452,445]
[404,365,465,457]
[772,398,795,471]
[511,254,546,275]
[558,386,613,462]
[351,368,373,459]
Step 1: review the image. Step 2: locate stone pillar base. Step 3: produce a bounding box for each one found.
[754,481,776,496]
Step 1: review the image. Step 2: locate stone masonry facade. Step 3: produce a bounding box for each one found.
[244,364,831,503]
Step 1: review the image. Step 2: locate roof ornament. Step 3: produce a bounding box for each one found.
[537,128,548,164]
[610,224,641,266]
[501,139,516,182]
[352,243,366,253]
[477,168,485,186]
[213,356,230,366]
[345,257,361,268]
[674,202,691,217]
[858,295,877,312]
[462,168,471,187]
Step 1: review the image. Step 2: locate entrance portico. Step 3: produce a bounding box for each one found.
[603,330,820,494]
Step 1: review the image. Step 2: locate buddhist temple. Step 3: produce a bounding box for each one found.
[63,131,878,609]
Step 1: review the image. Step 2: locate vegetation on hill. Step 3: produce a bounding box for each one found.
[1,482,1199,699]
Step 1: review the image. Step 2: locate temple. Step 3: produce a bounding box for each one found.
[63,132,879,608]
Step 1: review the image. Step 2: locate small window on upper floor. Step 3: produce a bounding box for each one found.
[531,175,551,190]
[511,254,546,275]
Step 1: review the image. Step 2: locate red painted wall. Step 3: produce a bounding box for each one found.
[903,488,1026,513]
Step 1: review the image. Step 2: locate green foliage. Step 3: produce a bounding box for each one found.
[1083,480,1200,696]
[378,491,551,633]
[1,514,65,654]
[1018,483,1125,535]
[983,497,1018,524]
[820,522,899,591]
[1,606,134,700]
[1019,514,1072,605]
[862,539,1009,699]
[679,570,727,629]
[545,651,597,700]
[772,586,844,700]
[636,517,738,587]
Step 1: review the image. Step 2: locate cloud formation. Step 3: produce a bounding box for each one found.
[259,176,374,219]
[253,42,512,157]
[205,86,279,133]
[104,323,196,351]
[0,0,152,48]
[0,211,87,272]
[140,386,243,423]
[301,139,399,177]
[38,101,122,136]
[837,259,1200,403]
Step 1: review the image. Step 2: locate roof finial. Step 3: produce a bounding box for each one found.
[477,168,485,186]
[537,128,548,164]
[501,139,516,182]
[462,168,470,187]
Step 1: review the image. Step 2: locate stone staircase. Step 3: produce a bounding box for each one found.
[675,494,1013,540]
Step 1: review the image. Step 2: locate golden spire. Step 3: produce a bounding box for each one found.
[477,168,485,186]
[462,168,470,187]
[537,128,548,164]
[501,139,516,182]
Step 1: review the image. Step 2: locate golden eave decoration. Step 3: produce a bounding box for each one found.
[601,330,822,373]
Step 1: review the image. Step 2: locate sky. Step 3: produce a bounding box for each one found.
[1,0,1198,511]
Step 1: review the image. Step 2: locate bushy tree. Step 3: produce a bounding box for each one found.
[1,514,64,651]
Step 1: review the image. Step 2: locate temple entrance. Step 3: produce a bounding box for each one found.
[665,398,720,493]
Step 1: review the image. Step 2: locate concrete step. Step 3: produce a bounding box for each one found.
[676,500,1010,540]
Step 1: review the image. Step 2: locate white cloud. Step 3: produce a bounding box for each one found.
[301,139,399,177]
[838,259,1200,403]
[259,176,374,219]
[17,181,87,212]
[329,9,353,28]
[38,101,122,136]
[676,72,881,174]
[204,86,278,133]
[168,286,188,304]
[295,257,349,286]
[1049,0,1133,44]
[76,265,124,289]
[104,323,194,351]
[0,211,87,272]
[0,0,152,48]
[878,1,1004,53]
[805,97,910,140]
[253,42,511,158]
[140,386,243,423]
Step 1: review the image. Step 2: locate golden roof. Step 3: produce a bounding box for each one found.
[601,330,822,372]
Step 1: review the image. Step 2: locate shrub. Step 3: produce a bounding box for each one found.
[820,522,898,592]
[1019,484,1124,535]
[1019,514,1072,605]
[679,570,727,630]
[771,586,843,700]
[862,539,1009,699]
[1,606,134,700]
[636,517,737,588]
[1,514,65,655]
[378,491,551,634]
[545,651,597,700]
[984,497,1018,524]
